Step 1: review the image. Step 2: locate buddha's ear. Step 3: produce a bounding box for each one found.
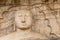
[0,13,3,19]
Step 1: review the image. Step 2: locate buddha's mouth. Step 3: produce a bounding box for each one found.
[18,27,31,30]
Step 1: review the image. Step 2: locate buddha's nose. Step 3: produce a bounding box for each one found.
[21,16,26,23]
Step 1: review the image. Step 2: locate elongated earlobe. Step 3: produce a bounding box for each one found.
[0,14,3,19]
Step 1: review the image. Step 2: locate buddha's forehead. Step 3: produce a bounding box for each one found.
[15,9,31,15]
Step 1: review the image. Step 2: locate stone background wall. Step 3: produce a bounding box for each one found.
[0,0,60,38]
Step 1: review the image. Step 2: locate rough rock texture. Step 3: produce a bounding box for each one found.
[0,0,60,39]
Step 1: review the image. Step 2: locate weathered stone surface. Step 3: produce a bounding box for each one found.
[0,0,60,40]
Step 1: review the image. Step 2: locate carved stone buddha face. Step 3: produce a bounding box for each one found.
[15,9,33,29]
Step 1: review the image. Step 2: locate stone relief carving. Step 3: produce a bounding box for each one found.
[0,0,60,40]
[0,6,48,40]
[0,6,15,37]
